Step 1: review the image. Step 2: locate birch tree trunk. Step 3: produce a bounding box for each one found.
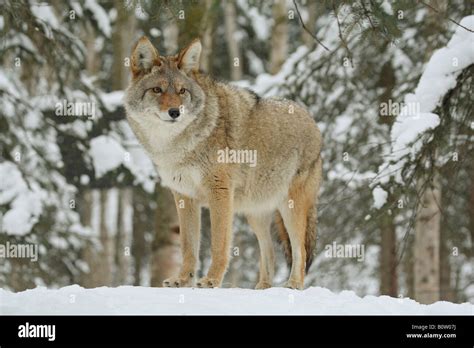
[223,0,242,81]
[98,189,114,285]
[109,2,136,286]
[470,164,474,264]
[200,0,215,73]
[81,189,108,287]
[132,191,147,285]
[79,189,93,287]
[404,236,415,299]
[301,0,318,48]
[440,223,454,301]
[269,0,288,74]
[414,175,441,304]
[115,188,133,285]
[413,0,446,305]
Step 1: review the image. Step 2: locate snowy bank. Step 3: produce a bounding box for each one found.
[0,286,472,315]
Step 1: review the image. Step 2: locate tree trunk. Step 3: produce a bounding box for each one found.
[108,2,137,286]
[414,175,441,304]
[111,3,137,89]
[79,190,92,287]
[403,236,415,299]
[470,164,474,260]
[84,21,100,75]
[225,232,242,287]
[301,0,318,48]
[115,188,133,285]
[223,0,242,81]
[200,0,215,73]
[439,223,454,301]
[150,185,181,287]
[98,189,114,285]
[131,190,147,286]
[163,19,179,55]
[380,210,398,296]
[377,61,397,297]
[412,0,446,304]
[269,0,288,74]
[80,189,117,287]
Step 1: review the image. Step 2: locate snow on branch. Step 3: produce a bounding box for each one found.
[374,15,474,188]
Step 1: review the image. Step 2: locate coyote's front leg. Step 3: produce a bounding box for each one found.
[163,192,200,288]
[197,171,234,288]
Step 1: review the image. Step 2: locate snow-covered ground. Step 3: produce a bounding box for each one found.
[0,286,472,315]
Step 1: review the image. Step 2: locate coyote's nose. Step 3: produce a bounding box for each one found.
[168,108,180,119]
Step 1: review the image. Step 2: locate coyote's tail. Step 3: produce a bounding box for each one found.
[275,203,318,273]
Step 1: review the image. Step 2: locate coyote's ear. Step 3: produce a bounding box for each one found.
[177,39,202,74]
[131,36,159,78]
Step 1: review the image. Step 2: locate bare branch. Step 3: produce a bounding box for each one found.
[292,0,330,51]
[419,0,474,33]
[332,1,353,67]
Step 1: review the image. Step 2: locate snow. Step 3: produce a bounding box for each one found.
[392,15,474,151]
[149,28,160,38]
[372,186,388,209]
[413,16,474,112]
[377,16,474,184]
[237,0,270,40]
[89,132,157,192]
[84,0,111,38]
[391,111,440,159]
[245,51,265,75]
[235,46,309,96]
[101,91,124,112]
[333,114,353,141]
[69,2,83,17]
[30,3,59,29]
[0,69,20,99]
[0,286,472,315]
[0,162,44,236]
[89,135,125,177]
[380,1,394,15]
[2,33,38,55]
[327,163,376,189]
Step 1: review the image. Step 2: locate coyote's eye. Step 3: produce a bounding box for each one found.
[152,87,162,94]
[178,88,186,95]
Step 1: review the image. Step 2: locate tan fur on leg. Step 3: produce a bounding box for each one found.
[279,174,317,289]
[197,169,234,288]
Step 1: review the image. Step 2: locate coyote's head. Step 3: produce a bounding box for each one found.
[124,37,205,130]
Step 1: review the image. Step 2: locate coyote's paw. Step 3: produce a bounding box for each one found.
[163,274,194,288]
[196,277,220,288]
[255,281,272,290]
[284,279,304,290]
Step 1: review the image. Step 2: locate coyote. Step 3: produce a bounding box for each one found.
[124,37,322,289]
